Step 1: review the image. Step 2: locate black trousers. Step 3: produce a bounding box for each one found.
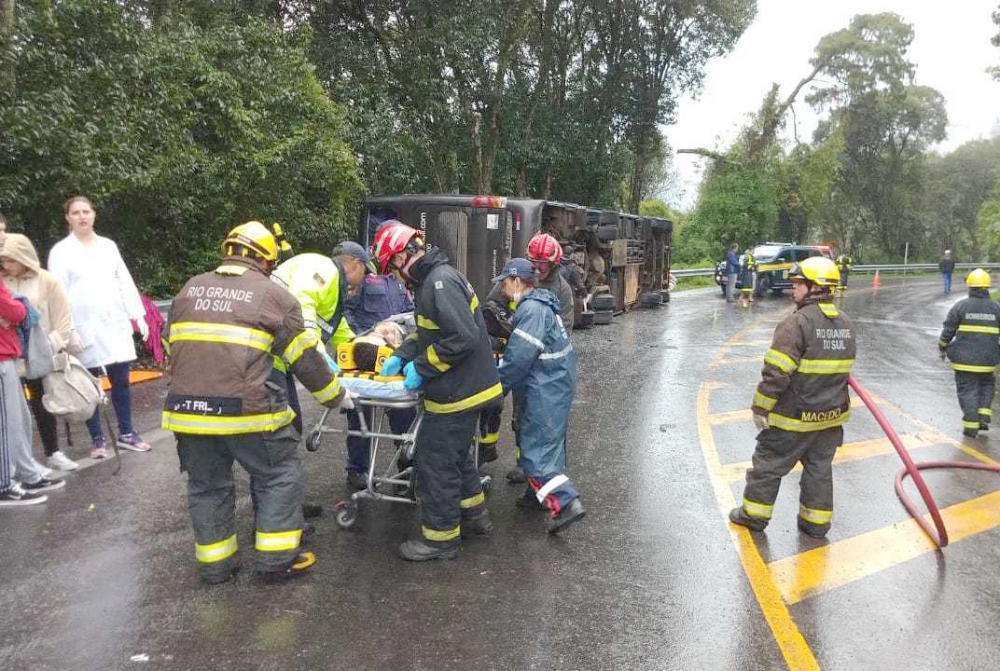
[24,378,58,457]
[955,371,995,430]
[415,409,485,544]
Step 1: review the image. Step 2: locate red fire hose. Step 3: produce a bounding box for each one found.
[849,375,1000,548]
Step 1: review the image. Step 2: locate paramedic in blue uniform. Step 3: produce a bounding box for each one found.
[343,267,416,489]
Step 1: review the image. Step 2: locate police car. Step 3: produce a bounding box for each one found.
[715,243,832,297]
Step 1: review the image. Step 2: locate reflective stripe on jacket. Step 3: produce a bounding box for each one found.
[498,289,576,473]
[162,258,343,435]
[752,299,857,432]
[271,253,354,353]
[395,249,502,414]
[939,289,1000,373]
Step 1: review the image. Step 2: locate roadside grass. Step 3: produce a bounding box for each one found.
[674,275,719,292]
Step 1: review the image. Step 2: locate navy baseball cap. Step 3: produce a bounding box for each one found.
[333,240,378,274]
[493,258,538,283]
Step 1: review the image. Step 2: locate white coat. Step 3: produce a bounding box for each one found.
[48,234,143,369]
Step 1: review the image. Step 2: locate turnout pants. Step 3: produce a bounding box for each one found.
[415,408,486,545]
[478,404,502,463]
[741,426,843,534]
[176,425,303,579]
[955,371,995,431]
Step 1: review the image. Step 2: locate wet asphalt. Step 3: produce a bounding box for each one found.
[2,275,998,671]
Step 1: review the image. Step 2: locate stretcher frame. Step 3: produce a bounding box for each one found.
[306,393,492,529]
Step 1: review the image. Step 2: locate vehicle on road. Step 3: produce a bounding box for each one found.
[714,243,832,297]
[360,195,672,312]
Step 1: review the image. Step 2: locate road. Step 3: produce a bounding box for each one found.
[2,276,999,671]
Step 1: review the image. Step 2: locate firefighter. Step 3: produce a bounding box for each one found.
[938,269,1000,437]
[372,220,502,561]
[738,247,756,308]
[271,242,377,433]
[835,254,854,296]
[494,258,585,533]
[163,221,355,583]
[729,257,856,539]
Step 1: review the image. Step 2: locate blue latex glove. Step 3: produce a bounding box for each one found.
[403,361,424,390]
[323,351,341,374]
[382,355,404,377]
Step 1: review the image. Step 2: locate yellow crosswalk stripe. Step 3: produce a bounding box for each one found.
[768,488,1000,604]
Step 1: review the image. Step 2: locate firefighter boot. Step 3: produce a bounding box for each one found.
[797,517,830,539]
[461,510,494,538]
[515,488,544,510]
[478,443,498,466]
[257,552,316,582]
[398,539,460,562]
[729,506,767,532]
[547,498,586,535]
[506,464,526,484]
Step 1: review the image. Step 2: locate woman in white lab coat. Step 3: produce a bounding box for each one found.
[48,197,152,458]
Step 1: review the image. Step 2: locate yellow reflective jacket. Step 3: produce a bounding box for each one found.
[752,299,857,432]
[271,254,354,370]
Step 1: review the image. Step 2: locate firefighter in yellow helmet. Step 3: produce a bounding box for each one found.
[938,269,1000,437]
[729,257,857,538]
[162,221,355,583]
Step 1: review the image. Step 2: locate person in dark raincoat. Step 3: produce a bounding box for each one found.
[495,258,585,534]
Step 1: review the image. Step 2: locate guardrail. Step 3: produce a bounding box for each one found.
[671,262,1000,279]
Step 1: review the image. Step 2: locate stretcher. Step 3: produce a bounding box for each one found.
[306,372,491,529]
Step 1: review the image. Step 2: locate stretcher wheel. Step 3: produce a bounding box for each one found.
[306,429,323,452]
[335,503,358,529]
[481,477,492,495]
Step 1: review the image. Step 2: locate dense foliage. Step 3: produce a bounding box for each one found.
[683,11,1000,266]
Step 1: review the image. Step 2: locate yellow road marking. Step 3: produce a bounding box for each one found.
[718,432,942,483]
[697,384,819,670]
[698,310,820,671]
[710,408,753,425]
[769,489,1000,604]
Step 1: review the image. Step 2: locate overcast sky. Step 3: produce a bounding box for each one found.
[664,0,1000,210]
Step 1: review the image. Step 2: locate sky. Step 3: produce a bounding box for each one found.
[664,0,1000,210]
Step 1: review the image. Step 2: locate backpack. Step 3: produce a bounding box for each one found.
[41,352,104,422]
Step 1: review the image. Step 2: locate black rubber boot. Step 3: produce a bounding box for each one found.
[398,539,459,562]
[797,517,830,539]
[728,506,768,532]
[505,464,526,484]
[964,428,979,438]
[461,512,494,538]
[201,564,240,585]
[515,488,543,510]
[346,471,368,491]
[257,552,316,582]
[478,444,498,465]
[980,422,990,432]
[547,498,586,535]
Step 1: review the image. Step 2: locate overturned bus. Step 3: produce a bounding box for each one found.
[359,195,672,316]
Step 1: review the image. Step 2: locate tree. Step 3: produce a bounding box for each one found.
[990,5,1000,81]
[0,0,362,295]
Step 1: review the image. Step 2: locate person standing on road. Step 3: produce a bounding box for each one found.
[940,250,955,295]
[729,257,856,539]
[835,253,854,296]
[938,269,1000,438]
[48,196,152,458]
[738,247,755,308]
[339,247,417,491]
[0,259,67,506]
[487,232,576,485]
[372,220,501,562]
[494,258,585,534]
[162,221,356,583]
[271,242,371,434]
[725,243,740,304]
[1,233,82,471]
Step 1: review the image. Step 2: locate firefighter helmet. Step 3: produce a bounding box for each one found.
[371,220,423,273]
[966,268,991,288]
[789,256,840,287]
[527,233,563,265]
[222,221,283,262]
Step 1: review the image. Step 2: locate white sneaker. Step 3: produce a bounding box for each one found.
[47,451,79,471]
[38,466,54,480]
